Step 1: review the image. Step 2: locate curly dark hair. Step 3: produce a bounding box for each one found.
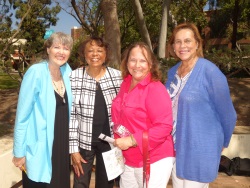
[78,36,110,66]
[120,42,162,81]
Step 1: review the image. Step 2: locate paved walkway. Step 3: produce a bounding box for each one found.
[1,126,249,188]
[85,171,250,188]
[71,126,250,188]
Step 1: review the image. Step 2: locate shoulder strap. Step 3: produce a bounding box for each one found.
[143,131,150,188]
[106,66,118,95]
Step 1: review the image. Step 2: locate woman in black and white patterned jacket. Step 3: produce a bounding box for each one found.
[69,36,122,188]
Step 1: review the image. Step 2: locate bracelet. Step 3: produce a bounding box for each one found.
[130,135,137,147]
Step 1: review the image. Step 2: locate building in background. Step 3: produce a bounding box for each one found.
[71,26,88,41]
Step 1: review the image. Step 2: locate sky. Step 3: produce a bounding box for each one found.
[11,1,211,35]
[50,11,80,35]
[11,9,80,35]
[50,1,211,35]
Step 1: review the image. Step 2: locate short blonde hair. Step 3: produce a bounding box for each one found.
[44,32,73,50]
[43,32,73,60]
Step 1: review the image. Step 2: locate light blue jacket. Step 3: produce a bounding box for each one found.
[166,58,237,182]
[13,61,72,183]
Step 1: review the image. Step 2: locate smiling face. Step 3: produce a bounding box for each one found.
[84,41,106,68]
[173,28,198,63]
[47,43,71,67]
[127,46,151,84]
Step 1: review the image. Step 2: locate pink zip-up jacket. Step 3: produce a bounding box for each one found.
[111,74,174,167]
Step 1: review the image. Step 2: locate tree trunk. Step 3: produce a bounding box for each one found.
[231,0,239,50]
[157,0,171,58]
[100,0,121,68]
[130,0,152,50]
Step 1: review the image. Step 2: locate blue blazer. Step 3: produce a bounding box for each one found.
[13,61,72,183]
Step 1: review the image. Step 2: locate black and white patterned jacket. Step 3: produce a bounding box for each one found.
[69,66,122,152]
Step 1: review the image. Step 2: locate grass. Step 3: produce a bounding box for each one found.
[0,72,20,89]
[0,72,18,137]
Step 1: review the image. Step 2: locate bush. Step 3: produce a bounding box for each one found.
[0,73,19,89]
[204,48,250,78]
[159,57,178,84]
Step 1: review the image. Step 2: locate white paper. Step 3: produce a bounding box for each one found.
[102,147,125,180]
[98,133,115,144]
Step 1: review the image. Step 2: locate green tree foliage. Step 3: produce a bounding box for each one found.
[0,0,14,59]
[13,0,61,56]
[118,0,163,51]
[170,0,208,31]
[0,0,13,38]
[204,47,250,77]
[117,0,139,50]
[58,0,103,36]
[68,36,86,70]
[143,0,163,44]
[0,0,61,83]
[209,0,250,40]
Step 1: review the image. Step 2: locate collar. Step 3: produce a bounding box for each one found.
[124,73,152,87]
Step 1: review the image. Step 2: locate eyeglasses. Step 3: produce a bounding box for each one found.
[173,39,193,46]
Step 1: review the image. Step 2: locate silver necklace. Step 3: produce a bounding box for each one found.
[50,72,65,103]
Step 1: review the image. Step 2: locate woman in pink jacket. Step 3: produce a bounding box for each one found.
[111,42,174,188]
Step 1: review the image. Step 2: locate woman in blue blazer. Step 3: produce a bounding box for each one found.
[12,31,73,188]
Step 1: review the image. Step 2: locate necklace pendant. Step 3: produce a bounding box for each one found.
[96,82,99,90]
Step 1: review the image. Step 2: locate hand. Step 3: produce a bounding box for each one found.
[113,136,134,150]
[71,152,87,177]
[12,156,26,172]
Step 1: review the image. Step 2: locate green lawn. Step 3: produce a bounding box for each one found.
[0,73,20,89]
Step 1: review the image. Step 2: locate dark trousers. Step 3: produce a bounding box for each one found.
[73,141,114,188]
[22,171,48,188]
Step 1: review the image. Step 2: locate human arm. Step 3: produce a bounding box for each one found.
[206,66,237,147]
[69,71,87,176]
[69,107,85,176]
[69,70,81,154]
[12,156,26,172]
[71,152,87,177]
[133,82,173,151]
[69,98,81,153]
[13,65,40,158]
[112,78,173,151]
[114,135,137,150]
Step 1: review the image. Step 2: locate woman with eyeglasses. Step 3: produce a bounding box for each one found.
[69,36,122,188]
[12,31,73,188]
[165,22,237,188]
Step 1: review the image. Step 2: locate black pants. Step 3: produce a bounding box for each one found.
[22,171,49,188]
[73,141,114,188]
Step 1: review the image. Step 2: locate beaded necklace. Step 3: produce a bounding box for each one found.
[50,72,65,103]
